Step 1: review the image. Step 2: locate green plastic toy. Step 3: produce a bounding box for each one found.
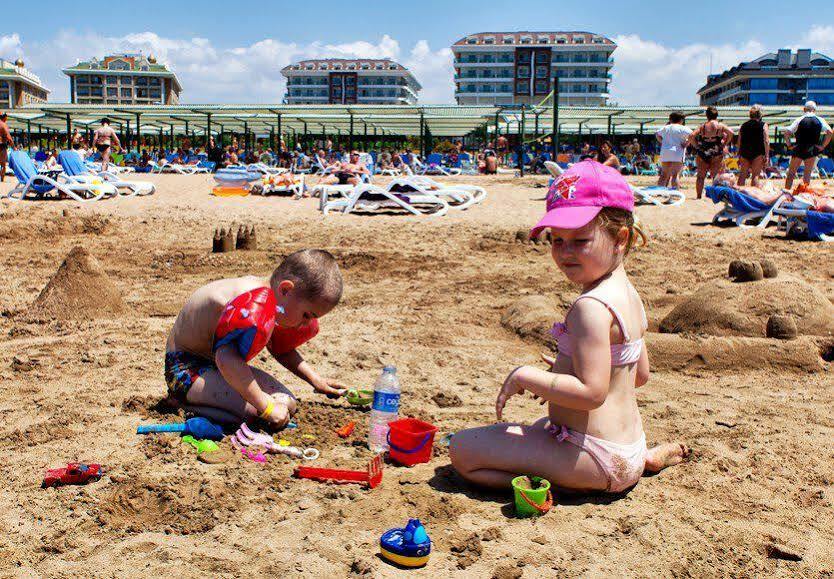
[512,475,553,517]
[346,388,373,406]
[182,435,220,454]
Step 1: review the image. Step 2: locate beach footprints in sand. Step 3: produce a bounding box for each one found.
[213,224,257,253]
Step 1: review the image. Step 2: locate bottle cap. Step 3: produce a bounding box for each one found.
[383,365,397,374]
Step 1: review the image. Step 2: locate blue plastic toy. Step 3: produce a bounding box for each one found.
[379,519,431,568]
[136,417,224,441]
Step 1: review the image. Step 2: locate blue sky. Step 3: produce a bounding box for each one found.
[4,0,834,104]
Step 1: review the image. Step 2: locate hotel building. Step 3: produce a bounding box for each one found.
[63,53,182,105]
[282,59,421,104]
[698,49,834,106]
[452,31,616,106]
[0,58,48,109]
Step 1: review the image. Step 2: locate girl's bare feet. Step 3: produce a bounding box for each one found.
[645,443,690,473]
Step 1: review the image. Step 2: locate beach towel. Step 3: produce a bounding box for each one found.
[705,186,770,212]
[807,211,834,241]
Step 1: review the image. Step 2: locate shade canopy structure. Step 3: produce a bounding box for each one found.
[496,103,834,137]
[3,103,503,139]
[5,102,833,145]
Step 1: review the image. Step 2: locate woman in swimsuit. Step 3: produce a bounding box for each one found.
[451,160,689,494]
[737,105,770,188]
[595,140,620,170]
[688,106,734,199]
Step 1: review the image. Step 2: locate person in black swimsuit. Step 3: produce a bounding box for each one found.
[782,101,834,190]
[687,106,734,199]
[737,105,770,187]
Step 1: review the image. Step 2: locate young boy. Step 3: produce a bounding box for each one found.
[165,249,345,428]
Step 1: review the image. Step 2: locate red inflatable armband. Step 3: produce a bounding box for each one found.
[267,318,319,356]
[213,287,277,362]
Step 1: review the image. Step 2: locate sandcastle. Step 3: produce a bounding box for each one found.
[30,246,126,320]
[660,260,834,339]
[212,225,257,253]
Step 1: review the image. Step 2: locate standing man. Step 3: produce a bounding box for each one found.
[782,101,833,190]
[93,117,121,172]
[0,112,14,182]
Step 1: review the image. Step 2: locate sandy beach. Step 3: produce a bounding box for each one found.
[0,172,831,577]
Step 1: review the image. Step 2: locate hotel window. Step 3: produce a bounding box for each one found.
[517,65,530,78]
[136,77,148,86]
[484,37,495,44]
[520,36,532,44]
[467,37,477,45]
[107,87,118,96]
[574,37,585,44]
[91,87,103,96]
[121,88,131,97]
[91,76,102,83]
[150,78,160,85]
[516,81,529,94]
[535,80,549,94]
[106,75,117,84]
[538,37,549,44]
[503,36,513,44]
[536,65,549,77]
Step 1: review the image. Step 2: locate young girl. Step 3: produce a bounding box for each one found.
[450,160,689,494]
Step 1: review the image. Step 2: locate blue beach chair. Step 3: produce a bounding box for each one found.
[6,150,112,202]
[59,151,154,197]
[705,185,787,228]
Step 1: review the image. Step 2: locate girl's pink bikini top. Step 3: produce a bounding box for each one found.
[550,292,647,367]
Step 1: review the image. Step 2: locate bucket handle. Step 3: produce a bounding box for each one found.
[386,431,432,454]
[519,488,553,514]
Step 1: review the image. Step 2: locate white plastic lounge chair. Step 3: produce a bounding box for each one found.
[61,151,154,197]
[254,174,305,198]
[631,185,686,207]
[6,150,115,202]
[321,183,448,217]
[705,185,788,228]
[387,176,486,210]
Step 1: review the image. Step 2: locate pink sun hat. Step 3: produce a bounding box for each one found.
[530,159,634,238]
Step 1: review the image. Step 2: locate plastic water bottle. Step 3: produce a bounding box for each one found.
[368,365,401,453]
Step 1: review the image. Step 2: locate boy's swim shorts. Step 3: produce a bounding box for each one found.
[165,351,216,402]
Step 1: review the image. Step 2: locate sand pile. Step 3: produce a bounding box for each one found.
[501,295,558,348]
[30,246,126,320]
[659,276,834,338]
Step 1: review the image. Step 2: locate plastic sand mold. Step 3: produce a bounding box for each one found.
[380,519,431,568]
[345,389,373,406]
[182,435,220,454]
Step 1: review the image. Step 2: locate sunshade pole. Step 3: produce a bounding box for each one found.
[349,113,354,151]
[276,113,282,153]
[27,120,31,154]
[552,76,560,160]
[519,106,526,177]
[65,114,71,145]
[136,113,142,153]
[205,113,211,150]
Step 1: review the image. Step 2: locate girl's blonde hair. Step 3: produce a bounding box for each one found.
[596,207,647,255]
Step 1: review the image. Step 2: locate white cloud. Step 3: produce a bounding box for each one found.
[609,34,766,105]
[0,33,23,58]
[798,25,834,56]
[6,30,455,104]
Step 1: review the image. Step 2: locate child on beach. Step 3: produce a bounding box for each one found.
[165,249,346,429]
[450,160,689,493]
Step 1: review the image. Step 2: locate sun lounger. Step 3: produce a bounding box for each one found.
[817,157,834,178]
[387,176,486,210]
[6,150,115,202]
[632,185,686,207]
[705,185,787,228]
[320,183,449,216]
[772,197,834,241]
[255,174,305,198]
[60,151,155,197]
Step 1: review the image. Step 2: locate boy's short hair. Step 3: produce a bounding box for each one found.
[669,111,685,124]
[271,249,343,304]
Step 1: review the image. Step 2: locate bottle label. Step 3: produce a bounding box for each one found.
[372,391,400,413]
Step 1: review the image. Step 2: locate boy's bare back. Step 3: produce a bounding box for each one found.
[166,275,268,358]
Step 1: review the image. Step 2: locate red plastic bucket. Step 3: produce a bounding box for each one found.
[386,418,438,466]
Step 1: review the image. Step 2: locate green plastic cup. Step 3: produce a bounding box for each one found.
[512,476,553,517]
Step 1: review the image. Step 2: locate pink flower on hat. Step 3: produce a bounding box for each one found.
[548,174,581,203]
